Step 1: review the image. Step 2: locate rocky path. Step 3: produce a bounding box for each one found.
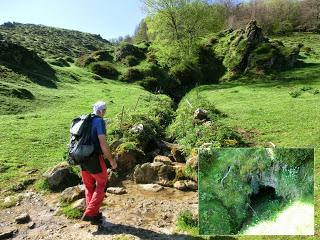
[0,181,198,240]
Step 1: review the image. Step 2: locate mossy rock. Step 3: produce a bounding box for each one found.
[213,20,300,75]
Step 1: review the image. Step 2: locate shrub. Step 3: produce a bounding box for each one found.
[169,59,202,87]
[136,76,158,91]
[122,55,139,66]
[76,50,113,67]
[114,42,145,61]
[289,90,302,98]
[120,68,144,83]
[176,210,198,235]
[166,95,246,155]
[90,61,119,79]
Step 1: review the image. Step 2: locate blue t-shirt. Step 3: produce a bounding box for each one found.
[91,115,106,154]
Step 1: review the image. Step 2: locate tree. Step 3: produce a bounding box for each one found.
[143,0,227,64]
[133,19,149,43]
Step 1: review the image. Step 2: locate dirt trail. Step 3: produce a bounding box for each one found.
[0,180,198,240]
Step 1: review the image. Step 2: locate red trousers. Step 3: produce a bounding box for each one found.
[81,156,108,217]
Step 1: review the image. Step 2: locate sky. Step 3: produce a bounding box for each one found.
[0,0,146,40]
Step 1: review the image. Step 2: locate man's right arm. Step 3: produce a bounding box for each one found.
[98,134,117,170]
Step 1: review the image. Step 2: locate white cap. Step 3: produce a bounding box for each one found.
[93,101,107,114]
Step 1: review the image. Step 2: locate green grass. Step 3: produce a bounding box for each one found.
[176,210,199,236]
[0,64,172,192]
[60,203,83,219]
[185,33,320,148]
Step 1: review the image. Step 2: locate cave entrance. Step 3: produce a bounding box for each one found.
[249,186,282,210]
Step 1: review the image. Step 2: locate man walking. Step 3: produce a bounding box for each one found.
[81,101,117,224]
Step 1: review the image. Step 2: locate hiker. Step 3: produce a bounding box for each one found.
[81,101,117,224]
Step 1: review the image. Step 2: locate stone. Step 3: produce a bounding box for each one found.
[133,163,157,184]
[106,187,127,195]
[139,184,164,192]
[60,185,85,203]
[107,169,119,187]
[154,155,172,165]
[194,108,208,121]
[43,163,80,190]
[158,165,176,181]
[0,229,17,239]
[131,124,144,133]
[115,150,137,177]
[171,147,185,163]
[15,213,30,224]
[27,222,35,229]
[186,156,198,171]
[72,198,86,211]
[174,180,198,191]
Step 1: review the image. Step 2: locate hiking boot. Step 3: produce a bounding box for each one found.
[81,214,102,225]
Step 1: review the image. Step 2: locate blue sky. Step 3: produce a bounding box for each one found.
[0,0,146,40]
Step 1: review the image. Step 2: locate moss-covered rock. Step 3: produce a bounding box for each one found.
[212,20,301,75]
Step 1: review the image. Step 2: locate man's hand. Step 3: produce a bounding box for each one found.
[110,159,117,170]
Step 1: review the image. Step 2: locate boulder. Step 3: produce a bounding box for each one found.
[194,108,208,121]
[115,150,137,177]
[133,163,157,184]
[186,156,198,171]
[43,163,80,191]
[158,165,176,181]
[174,180,198,191]
[107,169,119,187]
[171,147,185,163]
[15,213,30,224]
[72,198,86,211]
[106,187,127,195]
[154,155,172,165]
[60,185,85,203]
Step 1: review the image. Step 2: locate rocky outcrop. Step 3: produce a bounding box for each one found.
[214,20,301,74]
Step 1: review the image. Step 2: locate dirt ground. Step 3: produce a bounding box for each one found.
[0,181,198,240]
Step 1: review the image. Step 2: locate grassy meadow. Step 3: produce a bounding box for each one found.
[184,33,320,148]
[0,64,172,192]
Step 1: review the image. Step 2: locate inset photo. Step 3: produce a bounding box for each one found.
[198,148,314,235]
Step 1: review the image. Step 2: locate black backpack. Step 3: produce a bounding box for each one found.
[67,113,95,165]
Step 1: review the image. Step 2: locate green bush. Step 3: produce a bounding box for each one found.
[120,68,144,83]
[169,59,202,87]
[90,61,119,79]
[166,95,246,155]
[76,50,113,67]
[122,55,139,66]
[176,210,198,235]
[289,90,302,98]
[114,42,145,61]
